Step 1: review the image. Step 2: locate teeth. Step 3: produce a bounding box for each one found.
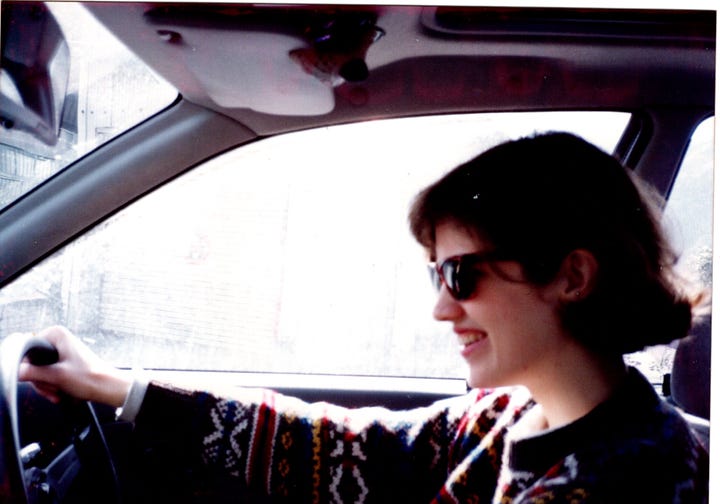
[458,333,482,348]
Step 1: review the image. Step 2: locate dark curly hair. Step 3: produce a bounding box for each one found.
[409,132,706,355]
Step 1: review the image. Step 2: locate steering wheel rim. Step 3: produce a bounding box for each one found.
[1,333,57,502]
[0,333,120,504]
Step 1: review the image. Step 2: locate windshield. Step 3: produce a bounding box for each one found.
[0,2,177,211]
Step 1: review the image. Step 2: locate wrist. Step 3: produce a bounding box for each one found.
[90,367,133,407]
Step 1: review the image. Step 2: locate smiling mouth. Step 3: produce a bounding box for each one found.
[457,331,486,350]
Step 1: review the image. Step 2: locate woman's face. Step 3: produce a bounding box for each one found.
[432,220,571,389]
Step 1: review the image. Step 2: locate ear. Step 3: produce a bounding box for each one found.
[555,249,598,302]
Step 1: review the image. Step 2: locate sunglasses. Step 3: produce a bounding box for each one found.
[428,251,507,301]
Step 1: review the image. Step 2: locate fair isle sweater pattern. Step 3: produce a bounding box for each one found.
[196,387,520,502]
[133,368,707,503]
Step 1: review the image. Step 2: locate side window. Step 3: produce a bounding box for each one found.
[665,118,714,285]
[625,117,714,388]
[1,112,629,378]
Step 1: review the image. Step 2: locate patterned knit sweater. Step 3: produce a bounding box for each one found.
[127,368,707,503]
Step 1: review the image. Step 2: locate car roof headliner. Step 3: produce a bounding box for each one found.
[84,3,715,136]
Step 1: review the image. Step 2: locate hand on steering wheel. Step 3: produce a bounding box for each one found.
[1,332,122,503]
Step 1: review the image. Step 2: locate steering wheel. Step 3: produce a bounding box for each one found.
[0,333,121,503]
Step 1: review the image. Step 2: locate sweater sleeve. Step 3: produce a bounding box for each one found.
[129,381,482,503]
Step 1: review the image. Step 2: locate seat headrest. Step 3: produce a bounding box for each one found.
[671,319,711,420]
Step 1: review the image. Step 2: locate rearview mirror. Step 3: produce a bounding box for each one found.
[1,2,69,146]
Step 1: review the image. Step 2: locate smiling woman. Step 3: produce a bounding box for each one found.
[15,132,710,503]
[0,3,713,502]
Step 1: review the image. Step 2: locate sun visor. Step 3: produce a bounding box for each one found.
[177,30,335,116]
[83,3,386,117]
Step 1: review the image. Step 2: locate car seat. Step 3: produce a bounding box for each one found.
[670,318,711,451]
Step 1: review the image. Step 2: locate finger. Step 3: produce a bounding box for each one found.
[35,390,62,404]
[18,361,40,382]
[36,325,73,349]
[18,360,63,384]
[27,381,62,404]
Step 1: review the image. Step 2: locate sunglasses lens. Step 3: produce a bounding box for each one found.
[430,258,472,301]
[430,252,501,301]
[445,260,470,300]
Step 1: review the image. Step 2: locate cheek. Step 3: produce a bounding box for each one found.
[463,289,518,326]
[471,285,559,330]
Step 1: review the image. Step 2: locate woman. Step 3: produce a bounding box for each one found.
[20,132,708,502]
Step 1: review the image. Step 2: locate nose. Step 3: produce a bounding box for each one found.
[432,287,464,322]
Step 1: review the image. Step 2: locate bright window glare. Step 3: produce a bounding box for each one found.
[664,118,714,269]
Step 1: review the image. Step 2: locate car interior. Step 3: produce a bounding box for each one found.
[0,2,715,503]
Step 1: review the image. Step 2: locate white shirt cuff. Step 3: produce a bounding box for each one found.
[115,370,149,422]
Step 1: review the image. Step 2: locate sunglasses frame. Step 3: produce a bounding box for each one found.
[428,251,508,301]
